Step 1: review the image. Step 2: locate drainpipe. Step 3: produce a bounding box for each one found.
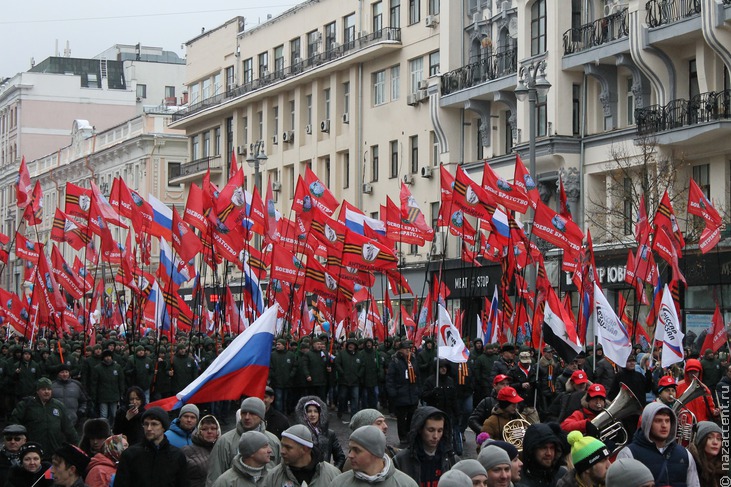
[357,63,364,209]
[579,73,588,230]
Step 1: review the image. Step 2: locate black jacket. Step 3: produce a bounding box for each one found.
[5,463,53,487]
[393,406,458,484]
[516,423,568,487]
[114,436,189,487]
[385,353,421,407]
[265,407,290,439]
[468,395,496,434]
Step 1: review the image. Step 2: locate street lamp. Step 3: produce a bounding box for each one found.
[245,140,268,191]
[514,59,551,294]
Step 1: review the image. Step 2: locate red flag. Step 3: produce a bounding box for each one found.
[532,200,584,256]
[0,232,9,264]
[384,198,426,246]
[22,182,43,225]
[623,250,648,304]
[16,157,32,209]
[440,166,455,201]
[109,178,153,232]
[65,182,92,219]
[701,306,727,353]
[513,154,539,209]
[89,181,128,229]
[386,270,413,297]
[51,209,90,251]
[215,168,246,228]
[50,245,84,300]
[303,167,339,215]
[653,190,685,251]
[304,258,354,302]
[452,166,495,220]
[481,161,529,214]
[15,233,41,264]
[229,151,239,180]
[461,241,482,266]
[0,288,31,336]
[310,207,348,252]
[653,226,686,285]
[184,183,209,233]
[399,183,434,239]
[401,305,417,340]
[439,203,476,246]
[687,179,722,228]
[32,244,66,328]
[342,230,398,271]
[558,175,572,220]
[699,225,721,254]
[172,207,203,263]
[73,256,95,291]
[269,246,306,284]
[635,195,649,243]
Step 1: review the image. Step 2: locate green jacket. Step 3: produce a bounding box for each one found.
[91,360,125,403]
[302,350,328,386]
[357,348,383,387]
[416,346,437,378]
[10,396,79,457]
[334,348,363,386]
[11,359,41,398]
[269,349,295,388]
[125,355,154,391]
[171,354,198,392]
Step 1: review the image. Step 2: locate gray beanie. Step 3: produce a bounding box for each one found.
[605,458,654,487]
[179,404,200,419]
[694,421,722,447]
[281,424,314,448]
[349,409,385,431]
[350,425,386,458]
[452,459,487,479]
[437,469,472,487]
[477,445,511,472]
[238,431,269,459]
[240,397,266,420]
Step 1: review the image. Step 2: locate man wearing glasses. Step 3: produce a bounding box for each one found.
[0,424,27,486]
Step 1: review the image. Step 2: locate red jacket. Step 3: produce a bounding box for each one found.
[560,407,598,434]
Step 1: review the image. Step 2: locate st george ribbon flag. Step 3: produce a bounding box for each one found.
[591,283,632,367]
[437,304,469,363]
[654,284,685,368]
[149,305,278,410]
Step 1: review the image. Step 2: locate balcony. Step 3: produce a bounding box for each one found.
[172,28,402,123]
[168,155,223,185]
[646,0,701,28]
[635,89,731,143]
[440,48,517,96]
[563,8,629,55]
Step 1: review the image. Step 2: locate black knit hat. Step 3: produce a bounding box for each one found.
[141,406,171,430]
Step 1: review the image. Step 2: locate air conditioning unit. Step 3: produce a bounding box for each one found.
[272,181,282,192]
[421,166,434,178]
[262,69,270,78]
[320,120,330,133]
[431,230,446,256]
[272,134,278,145]
[362,182,373,194]
[357,31,368,39]
[330,42,340,50]
[236,145,247,155]
[403,173,414,185]
[406,94,419,106]
[418,80,429,91]
[305,124,313,134]
[425,15,439,27]
[294,57,302,65]
[282,130,294,143]
[417,90,428,101]
[136,96,142,102]
[342,113,350,124]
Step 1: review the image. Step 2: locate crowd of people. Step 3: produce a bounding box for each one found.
[0,330,727,487]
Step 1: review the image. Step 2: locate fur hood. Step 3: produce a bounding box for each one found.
[295,395,330,433]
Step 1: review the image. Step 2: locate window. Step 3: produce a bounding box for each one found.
[431,131,438,166]
[531,0,547,56]
[306,95,313,124]
[324,158,331,187]
[391,65,400,100]
[429,51,440,76]
[409,0,420,24]
[214,127,221,156]
[258,111,263,140]
[307,31,319,60]
[409,243,418,255]
[476,119,484,160]
[390,140,399,178]
[537,93,547,137]
[243,116,248,144]
[626,78,635,126]
[623,178,632,236]
[429,0,440,15]
[288,166,295,198]
[693,164,710,198]
[274,45,285,76]
[390,0,401,28]
[343,151,350,188]
[343,82,350,114]
[573,84,581,135]
[190,84,200,104]
[168,162,181,187]
[409,57,423,93]
[344,14,356,47]
[203,132,211,157]
[165,85,176,99]
[373,2,383,33]
[225,118,233,166]
[202,78,211,99]
[371,145,379,181]
[290,38,301,65]
[430,201,440,228]
[325,22,337,50]
[243,58,253,84]
[258,52,269,77]
[410,135,419,173]
[504,110,513,153]
[290,101,296,130]
[273,106,279,135]
[213,73,222,95]
[225,67,235,91]
[689,59,699,100]
[324,89,331,119]
[373,70,386,105]
[136,84,147,99]
[192,135,200,159]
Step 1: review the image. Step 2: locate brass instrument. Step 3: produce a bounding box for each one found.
[672,378,705,446]
[590,382,643,452]
[502,411,533,452]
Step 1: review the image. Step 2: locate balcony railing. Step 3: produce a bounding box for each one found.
[440,48,518,96]
[646,0,701,28]
[172,27,402,122]
[635,89,731,135]
[169,155,222,183]
[562,8,629,55]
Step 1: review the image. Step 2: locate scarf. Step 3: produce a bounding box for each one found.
[458,363,468,385]
[238,459,266,483]
[353,455,391,483]
[406,353,416,384]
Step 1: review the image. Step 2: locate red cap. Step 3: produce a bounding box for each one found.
[570,370,588,385]
[493,374,510,386]
[685,359,702,373]
[497,386,523,403]
[587,384,606,398]
[658,376,677,389]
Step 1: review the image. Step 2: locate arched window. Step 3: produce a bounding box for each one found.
[530,0,546,55]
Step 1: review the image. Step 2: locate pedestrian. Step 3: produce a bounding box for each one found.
[112,386,146,446]
[91,350,125,425]
[555,432,610,487]
[560,384,606,434]
[51,443,91,487]
[483,440,522,486]
[687,421,724,486]
[113,406,189,487]
[181,415,221,487]
[211,432,271,487]
[604,458,654,487]
[264,424,340,487]
[452,459,487,486]
[79,419,111,457]
[262,387,289,440]
[5,442,52,487]
[515,423,568,487]
[437,470,473,487]
[328,425,417,487]
[51,364,89,427]
[476,445,512,487]
[86,434,129,487]
[0,424,28,487]
[296,396,345,469]
[676,359,719,423]
[385,340,421,447]
[165,404,200,448]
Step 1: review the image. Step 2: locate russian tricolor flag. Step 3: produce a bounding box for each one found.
[149,305,278,410]
[148,194,173,241]
[340,201,386,235]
